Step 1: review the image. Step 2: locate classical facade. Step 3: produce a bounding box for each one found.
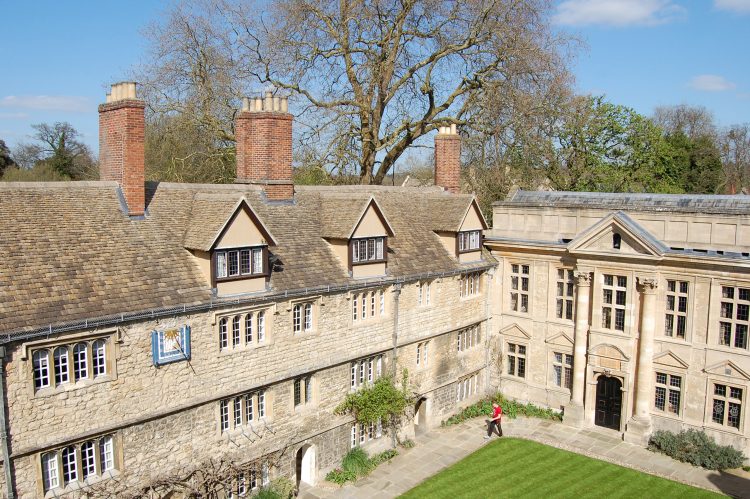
[486,189,750,453]
[0,84,493,498]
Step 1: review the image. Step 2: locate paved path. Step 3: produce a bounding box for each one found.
[301,417,750,499]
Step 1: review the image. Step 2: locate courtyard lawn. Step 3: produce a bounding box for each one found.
[400,438,723,499]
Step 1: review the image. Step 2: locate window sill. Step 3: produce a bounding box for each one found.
[44,469,119,498]
[655,336,691,346]
[460,294,482,301]
[34,375,113,398]
[703,423,744,435]
[589,328,630,339]
[652,411,683,424]
[503,310,531,320]
[219,342,272,355]
[547,318,575,327]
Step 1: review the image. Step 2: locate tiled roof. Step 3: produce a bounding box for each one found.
[497,190,750,215]
[0,181,491,335]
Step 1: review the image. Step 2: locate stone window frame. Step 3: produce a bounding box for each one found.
[653,369,684,420]
[456,371,480,402]
[24,329,120,398]
[506,341,527,379]
[550,350,573,391]
[704,378,746,433]
[550,267,575,323]
[457,230,482,253]
[216,306,272,353]
[717,283,749,351]
[417,280,433,307]
[456,323,481,353]
[662,276,693,342]
[218,389,269,435]
[292,374,316,412]
[350,419,383,448]
[459,272,482,299]
[589,270,633,337]
[416,341,429,369]
[508,262,531,315]
[289,296,321,337]
[350,355,384,391]
[37,433,121,497]
[350,288,387,325]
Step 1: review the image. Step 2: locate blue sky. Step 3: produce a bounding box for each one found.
[1,0,749,155]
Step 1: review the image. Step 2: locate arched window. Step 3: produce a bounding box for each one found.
[53,346,69,385]
[73,343,88,381]
[245,313,253,343]
[33,350,50,390]
[219,317,228,349]
[613,233,622,250]
[232,316,241,347]
[92,339,106,377]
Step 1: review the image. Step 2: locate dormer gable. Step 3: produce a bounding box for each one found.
[434,197,488,262]
[184,197,276,296]
[347,198,395,278]
[567,211,667,259]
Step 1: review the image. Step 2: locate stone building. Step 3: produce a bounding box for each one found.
[1,81,749,498]
[486,189,750,454]
[0,84,493,498]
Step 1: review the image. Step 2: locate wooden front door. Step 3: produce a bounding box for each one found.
[595,376,622,430]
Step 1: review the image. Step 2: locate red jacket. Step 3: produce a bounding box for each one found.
[492,405,502,421]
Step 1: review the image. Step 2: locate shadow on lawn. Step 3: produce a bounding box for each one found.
[705,470,750,499]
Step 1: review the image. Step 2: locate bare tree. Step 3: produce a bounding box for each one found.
[139,0,572,184]
[719,123,750,193]
[652,104,717,140]
[8,122,97,180]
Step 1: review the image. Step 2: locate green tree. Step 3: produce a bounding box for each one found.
[11,122,97,180]
[0,139,14,177]
[335,372,412,448]
[664,132,723,193]
[548,96,680,193]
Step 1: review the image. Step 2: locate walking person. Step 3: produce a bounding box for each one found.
[485,402,503,439]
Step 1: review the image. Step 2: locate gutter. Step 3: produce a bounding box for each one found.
[0,347,15,498]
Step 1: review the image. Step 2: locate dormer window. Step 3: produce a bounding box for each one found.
[351,237,386,264]
[458,230,481,252]
[215,246,267,280]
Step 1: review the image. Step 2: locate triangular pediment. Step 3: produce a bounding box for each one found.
[546,331,574,348]
[567,212,667,259]
[184,197,276,251]
[653,350,689,369]
[588,343,630,361]
[458,198,489,232]
[705,360,750,381]
[500,323,532,339]
[351,197,395,239]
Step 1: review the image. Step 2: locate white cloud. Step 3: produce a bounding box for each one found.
[0,112,29,120]
[714,0,750,13]
[688,74,737,92]
[553,0,685,27]
[0,95,91,113]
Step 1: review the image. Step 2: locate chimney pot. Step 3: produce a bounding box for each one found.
[242,97,250,112]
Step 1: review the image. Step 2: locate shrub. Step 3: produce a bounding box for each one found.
[399,438,415,449]
[341,447,373,476]
[648,429,746,470]
[370,449,398,466]
[268,477,295,499]
[325,467,357,485]
[441,393,562,427]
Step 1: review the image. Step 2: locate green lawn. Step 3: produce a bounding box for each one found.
[400,438,723,499]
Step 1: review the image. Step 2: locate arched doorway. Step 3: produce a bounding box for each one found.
[595,376,622,430]
[414,397,428,436]
[295,444,316,488]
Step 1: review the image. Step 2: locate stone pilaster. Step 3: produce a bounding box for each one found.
[625,277,658,445]
[564,270,592,427]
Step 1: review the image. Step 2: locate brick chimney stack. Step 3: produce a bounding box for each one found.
[99,82,146,216]
[235,92,294,201]
[434,124,461,194]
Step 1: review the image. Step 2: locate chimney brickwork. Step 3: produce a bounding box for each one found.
[434,124,461,194]
[99,82,146,216]
[235,92,294,201]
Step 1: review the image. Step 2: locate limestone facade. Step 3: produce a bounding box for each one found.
[487,191,750,455]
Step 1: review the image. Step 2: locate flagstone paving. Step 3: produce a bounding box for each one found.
[301,417,750,498]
